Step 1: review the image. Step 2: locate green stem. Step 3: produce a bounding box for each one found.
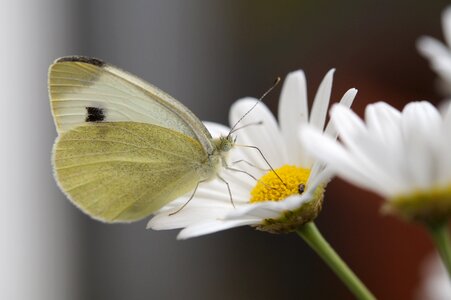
[296,222,376,300]
[426,221,451,278]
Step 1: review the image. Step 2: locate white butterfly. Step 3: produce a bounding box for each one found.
[49,56,234,222]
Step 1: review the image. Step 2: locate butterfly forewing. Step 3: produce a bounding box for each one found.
[53,122,206,222]
[49,56,214,154]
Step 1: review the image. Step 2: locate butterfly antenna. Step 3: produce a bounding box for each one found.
[227,77,281,138]
[229,121,263,134]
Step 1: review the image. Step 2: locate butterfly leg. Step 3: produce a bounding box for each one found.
[226,166,260,181]
[217,174,235,208]
[231,159,269,172]
[226,167,275,190]
[235,144,286,187]
[169,180,207,216]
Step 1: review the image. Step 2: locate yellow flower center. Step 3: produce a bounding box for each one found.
[250,165,311,203]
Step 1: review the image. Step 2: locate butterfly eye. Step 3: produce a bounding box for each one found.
[298,184,305,194]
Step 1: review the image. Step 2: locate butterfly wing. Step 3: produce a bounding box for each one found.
[53,122,207,222]
[48,56,214,154]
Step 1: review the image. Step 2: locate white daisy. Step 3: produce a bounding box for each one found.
[417,6,451,95]
[148,69,357,239]
[300,101,451,222]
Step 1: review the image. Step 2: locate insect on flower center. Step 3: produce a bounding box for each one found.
[250,165,310,203]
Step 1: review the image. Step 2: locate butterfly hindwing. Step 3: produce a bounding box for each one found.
[53,122,206,222]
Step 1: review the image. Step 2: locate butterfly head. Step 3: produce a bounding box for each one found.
[215,135,235,153]
[210,135,235,170]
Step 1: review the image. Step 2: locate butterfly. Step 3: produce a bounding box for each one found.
[49,56,234,223]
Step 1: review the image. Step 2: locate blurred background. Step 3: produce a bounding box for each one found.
[1,0,450,299]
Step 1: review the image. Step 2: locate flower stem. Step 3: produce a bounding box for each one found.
[426,221,451,278]
[296,222,375,300]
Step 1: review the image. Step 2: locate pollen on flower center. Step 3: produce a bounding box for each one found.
[250,165,311,203]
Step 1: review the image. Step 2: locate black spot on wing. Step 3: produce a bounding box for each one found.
[86,107,105,122]
[56,56,105,67]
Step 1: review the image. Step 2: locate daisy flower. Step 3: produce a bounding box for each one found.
[417,6,451,95]
[300,101,451,223]
[300,100,451,276]
[148,69,357,239]
[149,70,376,300]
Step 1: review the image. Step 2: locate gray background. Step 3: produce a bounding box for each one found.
[1,1,449,299]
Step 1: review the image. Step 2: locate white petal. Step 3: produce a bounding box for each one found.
[218,168,255,197]
[443,6,451,48]
[362,102,408,188]
[417,253,451,300]
[177,219,259,239]
[184,176,250,206]
[433,57,451,82]
[417,36,451,60]
[225,201,286,220]
[307,162,324,185]
[331,103,367,137]
[417,36,451,82]
[443,100,451,131]
[309,69,335,131]
[306,164,333,190]
[187,187,247,207]
[401,102,443,188]
[324,88,358,138]
[364,102,401,143]
[229,98,287,167]
[300,126,392,197]
[158,195,233,212]
[332,105,405,194]
[203,121,230,137]
[225,193,306,221]
[279,70,309,165]
[441,102,451,181]
[279,70,309,124]
[148,206,230,230]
